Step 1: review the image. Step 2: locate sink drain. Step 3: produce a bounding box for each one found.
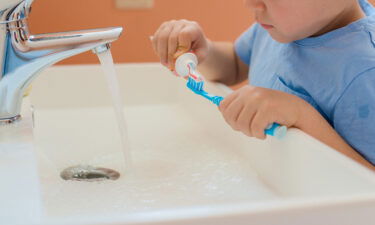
[60,165,120,182]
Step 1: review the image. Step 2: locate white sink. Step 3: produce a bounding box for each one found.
[4,63,375,225]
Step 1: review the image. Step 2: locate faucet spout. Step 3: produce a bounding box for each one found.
[0,0,123,123]
[10,27,123,53]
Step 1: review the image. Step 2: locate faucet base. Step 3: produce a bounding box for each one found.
[0,115,21,125]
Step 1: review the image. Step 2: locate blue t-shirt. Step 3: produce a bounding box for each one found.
[235,0,375,165]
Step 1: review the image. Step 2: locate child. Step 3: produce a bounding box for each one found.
[151,0,375,170]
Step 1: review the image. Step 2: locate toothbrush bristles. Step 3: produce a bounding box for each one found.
[212,96,224,106]
[186,77,224,106]
[187,77,204,92]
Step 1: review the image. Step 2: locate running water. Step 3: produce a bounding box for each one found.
[97,49,132,170]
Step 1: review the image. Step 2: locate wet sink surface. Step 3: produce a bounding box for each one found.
[34,105,278,218]
[29,64,375,225]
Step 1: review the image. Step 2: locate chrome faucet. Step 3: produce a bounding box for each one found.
[0,0,123,124]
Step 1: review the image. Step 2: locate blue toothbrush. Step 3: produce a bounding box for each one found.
[175,53,287,139]
[186,77,224,106]
[186,76,287,139]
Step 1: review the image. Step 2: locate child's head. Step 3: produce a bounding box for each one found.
[245,0,365,43]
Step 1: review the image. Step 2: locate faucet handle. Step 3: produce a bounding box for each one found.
[7,0,33,22]
[0,0,23,12]
[0,0,33,25]
[24,0,33,13]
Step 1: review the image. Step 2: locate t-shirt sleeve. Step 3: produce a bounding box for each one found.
[333,68,375,165]
[234,23,259,65]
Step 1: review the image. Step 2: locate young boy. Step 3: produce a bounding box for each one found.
[151,0,375,170]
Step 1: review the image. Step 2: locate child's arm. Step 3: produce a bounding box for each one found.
[197,41,249,86]
[219,85,375,171]
[293,96,375,171]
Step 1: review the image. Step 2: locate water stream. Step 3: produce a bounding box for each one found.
[97,49,132,170]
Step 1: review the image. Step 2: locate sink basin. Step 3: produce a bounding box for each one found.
[6,63,375,225]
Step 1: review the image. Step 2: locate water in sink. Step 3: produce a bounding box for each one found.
[33,104,279,219]
[29,63,375,224]
[30,60,280,220]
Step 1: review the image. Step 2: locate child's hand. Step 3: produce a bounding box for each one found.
[151,20,210,70]
[219,85,305,139]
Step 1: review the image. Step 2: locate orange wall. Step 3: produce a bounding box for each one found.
[29,0,375,65]
[29,0,252,64]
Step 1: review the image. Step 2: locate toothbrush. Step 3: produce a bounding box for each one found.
[175,53,223,105]
[186,76,224,106]
[175,53,288,139]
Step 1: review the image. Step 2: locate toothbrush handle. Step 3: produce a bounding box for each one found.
[216,98,287,139]
[265,123,287,139]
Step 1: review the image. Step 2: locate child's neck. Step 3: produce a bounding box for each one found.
[311,2,365,37]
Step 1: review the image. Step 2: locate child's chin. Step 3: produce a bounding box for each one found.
[269,32,295,44]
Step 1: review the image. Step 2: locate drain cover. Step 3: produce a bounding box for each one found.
[60,165,120,182]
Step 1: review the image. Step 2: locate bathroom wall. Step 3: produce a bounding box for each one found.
[29,0,251,64]
[29,0,375,65]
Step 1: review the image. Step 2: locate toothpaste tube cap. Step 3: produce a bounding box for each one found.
[175,53,198,77]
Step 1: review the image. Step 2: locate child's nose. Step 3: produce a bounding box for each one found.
[244,0,266,11]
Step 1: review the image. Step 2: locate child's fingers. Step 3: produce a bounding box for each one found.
[221,98,244,131]
[219,91,239,112]
[157,27,174,66]
[175,27,194,57]
[153,21,174,66]
[152,20,207,70]
[236,104,257,137]
[250,110,269,140]
[152,22,168,53]
[168,24,186,70]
